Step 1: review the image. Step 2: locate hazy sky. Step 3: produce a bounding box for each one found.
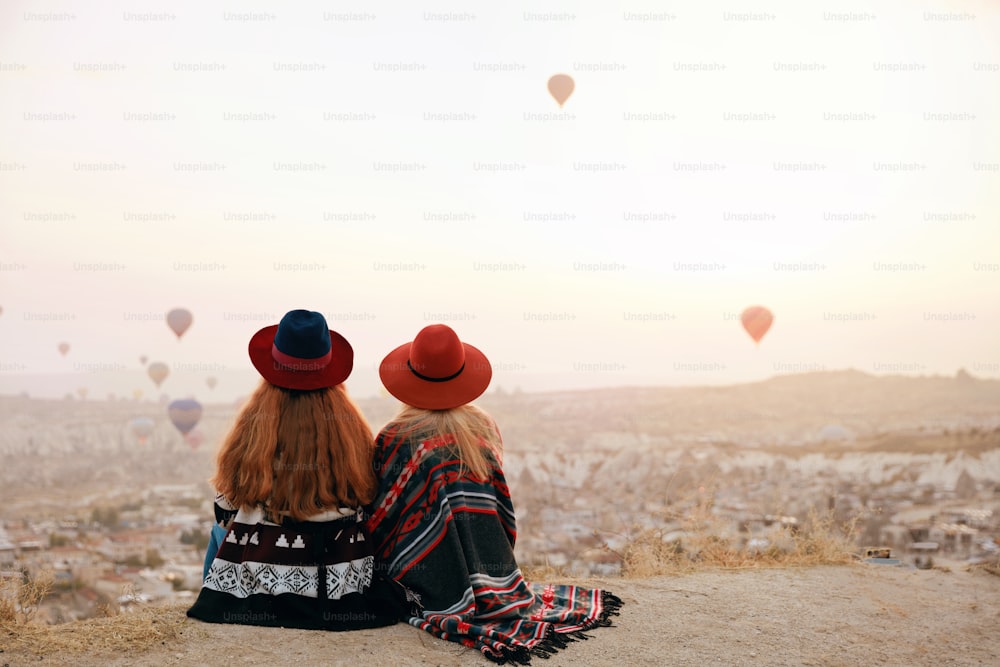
[1,0,998,402]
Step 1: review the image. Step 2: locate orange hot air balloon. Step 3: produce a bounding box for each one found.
[547,74,575,108]
[166,308,193,339]
[740,306,774,345]
[148,362,169,388]
[58,342,70,356]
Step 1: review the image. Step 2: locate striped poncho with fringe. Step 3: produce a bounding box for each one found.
[365,423,623,664]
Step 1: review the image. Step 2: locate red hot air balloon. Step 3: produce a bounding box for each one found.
[547,74,575,108]
[58,342,70,356]
[166,308,193,339]
[184,429,205,450]
[168,398,203,435]
[148,362,169,388]
[740,306,774,345]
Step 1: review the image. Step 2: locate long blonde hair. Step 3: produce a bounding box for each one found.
[213,380,377,520]
[388,404,503,480]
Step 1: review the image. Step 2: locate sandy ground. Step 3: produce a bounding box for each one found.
[3,564,999,667]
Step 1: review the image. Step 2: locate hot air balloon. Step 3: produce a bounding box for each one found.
[133,388,144,400]
[148,362,169,387]
[740,305,774,345]
[184,429,205,451]
[129,417,155,444]
[139,355,148,365]
[58,342,70,356]
[206,376,217,390]
[77,387,88,400]
[168,398,203,435]
[166,308,193,339]
[547,74,575,108]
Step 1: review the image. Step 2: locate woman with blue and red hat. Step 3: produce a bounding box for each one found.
[187,309,406,630]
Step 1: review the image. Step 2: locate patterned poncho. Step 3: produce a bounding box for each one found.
[187,499,406,631]
[366,423,623,664]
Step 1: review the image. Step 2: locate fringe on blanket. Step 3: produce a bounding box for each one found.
[480,592,625,665]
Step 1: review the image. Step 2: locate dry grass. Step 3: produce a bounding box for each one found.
[520,560,573,581]
[0,599,189,657]
[602,495,858,578]
[968,555,1000,578]
[0,569,53,626]
[1,569,189,659]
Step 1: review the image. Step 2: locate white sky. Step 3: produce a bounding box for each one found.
[1,0,998,402]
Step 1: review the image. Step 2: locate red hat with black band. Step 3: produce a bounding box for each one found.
[379,324,492,410]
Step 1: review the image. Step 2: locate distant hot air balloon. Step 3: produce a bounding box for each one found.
[206,376,217,390]
[184,429,205,451]
[58,342,70,356]
[166,308,193,339]
[129,417,155,444]
[133,388,144,400]
[741,305,774,345]
[148,362,169,387]
[168,398,203,435]
[139,355,148,366]
[547,74,575,108]
[77,387,88,400]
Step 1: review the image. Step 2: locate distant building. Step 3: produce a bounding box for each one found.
[909,541,940,569]
[931,523,978,553]
[99,532,149,563]
[878,525,911,550]
[0,527,15,567]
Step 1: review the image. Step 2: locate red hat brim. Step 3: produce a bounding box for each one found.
[379,341,492,410]
[248,324,353,390]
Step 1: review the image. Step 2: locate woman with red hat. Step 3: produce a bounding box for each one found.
[367,324,622,663]
[187,309,406,630]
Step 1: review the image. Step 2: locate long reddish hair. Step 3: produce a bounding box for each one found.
[212,380,377,520]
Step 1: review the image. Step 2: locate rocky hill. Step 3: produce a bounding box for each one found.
[2,564,999,666]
